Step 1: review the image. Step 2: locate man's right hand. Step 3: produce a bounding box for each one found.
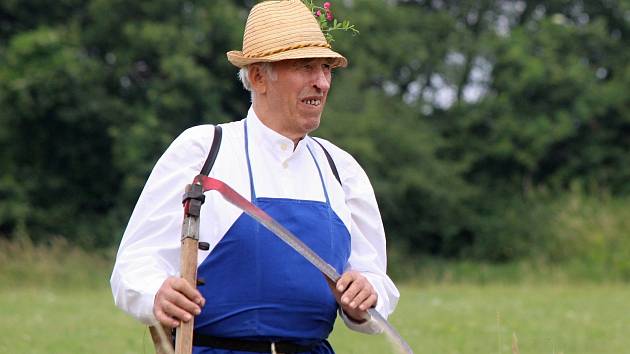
[153,276,206,328]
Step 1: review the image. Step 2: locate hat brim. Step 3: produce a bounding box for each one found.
[227,46,348,68]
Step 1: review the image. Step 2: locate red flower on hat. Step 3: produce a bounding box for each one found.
[302,0,359,43]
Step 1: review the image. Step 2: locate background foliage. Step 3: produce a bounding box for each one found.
[1,0,630,273]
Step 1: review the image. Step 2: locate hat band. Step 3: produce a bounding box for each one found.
[243,41,332,59]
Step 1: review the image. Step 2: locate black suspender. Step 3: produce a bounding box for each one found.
[200,125,223,176]
[312,138,342,185]
[199,125,341,185]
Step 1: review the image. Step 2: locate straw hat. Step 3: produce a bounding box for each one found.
[227,0,348,68]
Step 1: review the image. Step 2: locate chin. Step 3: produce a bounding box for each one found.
[301,117,321,134]
[300,120,319,135]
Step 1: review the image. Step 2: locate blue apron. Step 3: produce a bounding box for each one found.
[193,121,351,353]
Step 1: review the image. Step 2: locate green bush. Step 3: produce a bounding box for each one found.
[0,235,113,288]
[389,188,630,282]
[546,188,630,281]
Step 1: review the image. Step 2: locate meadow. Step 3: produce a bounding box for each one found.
[1,283,629,354]
[1,237,629,354]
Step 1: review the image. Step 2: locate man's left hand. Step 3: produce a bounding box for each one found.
[328,270,378,323]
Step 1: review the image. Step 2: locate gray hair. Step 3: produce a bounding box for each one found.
[238,62,277,92]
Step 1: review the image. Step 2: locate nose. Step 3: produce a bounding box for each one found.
[313,67,331,92]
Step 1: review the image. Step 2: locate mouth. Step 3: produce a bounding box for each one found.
[301,97,322,107]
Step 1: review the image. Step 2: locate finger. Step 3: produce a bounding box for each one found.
[347,286,372,309]
[154,307,180,328]
[171,278,205,306]
[340,279,364,306]
[342,282,369,308]
[162,300,194,322]
[171,278,205,305]
[166,290,202,316]
[336,271,359,293]
[165,278,204,312]
[358,293,378,311]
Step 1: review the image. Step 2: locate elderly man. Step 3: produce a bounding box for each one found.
[111,0,399,353]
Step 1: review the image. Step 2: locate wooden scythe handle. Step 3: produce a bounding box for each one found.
[150,183,203,354]
[148,237,199,354]
[149,324,174,354]
[174,236,199,354]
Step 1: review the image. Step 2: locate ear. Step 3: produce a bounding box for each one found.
[249,64,267,95]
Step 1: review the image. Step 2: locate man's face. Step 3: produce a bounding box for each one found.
[264,58,333,138]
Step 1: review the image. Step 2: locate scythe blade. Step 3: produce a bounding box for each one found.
[194,175,413,354]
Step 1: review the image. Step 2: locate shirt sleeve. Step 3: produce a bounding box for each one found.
[110,125,213,324]
[327,143,401,334]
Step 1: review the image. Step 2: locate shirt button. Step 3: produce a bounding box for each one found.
[282,161,288,169]
[280,143,288,151]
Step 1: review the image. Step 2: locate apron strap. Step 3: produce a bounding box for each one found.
[307,144,332,205]
[243,119,341,202]
[311,138,342,186]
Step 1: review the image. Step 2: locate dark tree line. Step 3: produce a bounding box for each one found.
[1,0,629,262]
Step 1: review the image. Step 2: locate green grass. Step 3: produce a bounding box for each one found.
[333,284,630,353]
[1,283,629,354]
[2,237,630,353]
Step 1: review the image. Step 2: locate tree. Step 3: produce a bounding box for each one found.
[0,0,249,246]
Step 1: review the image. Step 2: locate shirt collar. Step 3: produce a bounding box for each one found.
[245,106,310,155]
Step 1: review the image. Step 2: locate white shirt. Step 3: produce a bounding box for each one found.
[110,107,400,334]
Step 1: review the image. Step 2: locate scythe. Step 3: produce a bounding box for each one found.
[149,175,413,354]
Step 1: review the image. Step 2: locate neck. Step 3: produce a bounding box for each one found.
[252,100,304,147]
